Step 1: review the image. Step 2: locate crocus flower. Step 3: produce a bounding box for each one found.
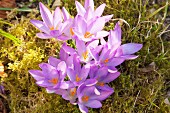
[29,60,71,93]
[75,0,113,22]
[31,2,72,40]
[77,84,104,113]
[67,54,90,86]
[107,22,143,59]
[73,15,109,42]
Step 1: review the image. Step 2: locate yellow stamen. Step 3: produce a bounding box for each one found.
[50,26,54,30]
[84,32,93,38]
[104,58,109,63]
[82,51,88,60]
[76,74,81,82]
[70,88,76,96]
[49,78,58,84]
[97,82,105,87]
[70,28,74,36]
[82,95,89,102]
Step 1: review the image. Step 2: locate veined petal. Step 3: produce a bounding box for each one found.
[80,64,90,81]
[94,3,106,17]
[102,72,120,83]
[84,0,94,11]
[75,1,86,16]
[102,15,113,22]
[78,104,88,113]
[30,20,50,34]
[84,7,93,21]
[76,39,86,56]
[85,100,102,108]
[36,33,53,39]
[107,58,125,66]
[48,56,61,67]
[53,7,62,28]
[39,2,53,28]
[62,7,70,21]
[67,68,76,82]
[95,31,109,38]
[121,43,143,55]
[29,70,44,81]
[57,61,67,76]
[88,17,105,34]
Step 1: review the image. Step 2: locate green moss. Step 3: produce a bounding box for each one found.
[0,0,170,113]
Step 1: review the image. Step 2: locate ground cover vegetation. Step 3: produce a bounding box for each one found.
[0,0,170,113]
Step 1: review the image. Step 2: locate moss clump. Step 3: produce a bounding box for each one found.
[0,0,170,113]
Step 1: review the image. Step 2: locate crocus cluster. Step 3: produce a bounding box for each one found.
[29,0,142,113]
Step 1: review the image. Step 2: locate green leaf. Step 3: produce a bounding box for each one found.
[0,29,21,45]
[0,7,36,12]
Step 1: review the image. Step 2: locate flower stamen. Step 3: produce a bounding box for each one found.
[84,32,93,38]
[49,78,58,84]
[82,51,88,60]
[82,95,89,102]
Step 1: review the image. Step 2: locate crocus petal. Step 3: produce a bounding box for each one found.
[84,7,93,21]
[107,58,125,66]
[67,68,76,82]
[88,18,105,34]
[48,56,61,67]
[53,7,62,28]
[95,31,109,38]
[94,3,106,17]
[121,43,143,55]
[76,39,86,56]
[30,20,50,33]
[36,33,53,39]
[102,72,120,83]
[57,61,67,76]
[62,43,76,55]
[29,70,44,81]
[75,1,86,16]
[80,64,90,81]
[78,104,88,113]
[57,35,70,41]
[85,100,102,108]
[102,15,113,22]
[84,79,98,86]
[121,55,139,60]
[62,7,70,21]
[55,89,67,95]
[87,39,99,49]
[84,0,94,11]
[39,2,53,28]
[60,81,74,89]
[108,23,121,49]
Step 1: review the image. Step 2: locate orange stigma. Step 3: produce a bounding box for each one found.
[49,78,58,84]
[50,26,54,30]
[97,82,105,87]
[82,51,88,60]
[104,58,109,63]
[70,28,74,36]
[82,95,89,102]
[84,32,93,38]
[76,74,81,82]
[70,88,76,96]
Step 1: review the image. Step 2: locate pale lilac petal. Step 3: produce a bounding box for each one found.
[107,58,125,66]
[121,43,143,55]
[84,79,98,86]
[80,64,90,81]
[39,2,53,28]
[121,55,139,59]
[29,70,44,81]
[84,7,93,21]
[85,100,102,108]
[30,20,50,33]
[62,43,76,55]
[102,15,113,22]
[100,37,106,45]
[62,7,70,21]
[53,7,62,28]
[95,31,109,38]
[60,81,74,89]
[102,72,120,83]
[89,48,99,61]
[75,1,86,16]
[57,35,70,41]
[89,18,105,34]
[94,3,106,17]
[48,56,61,67]
[36,33,53,39]
[76,39,86,56]
[55,89,67,95]
[78,104,88,113]
[108,23,121,48]
[57,61,67,75]
[67,68,76,82]
[39,63,55,73]
[84,0,94,11]
[87,40,99,49]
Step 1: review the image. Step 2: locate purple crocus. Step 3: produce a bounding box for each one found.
[29,59,71,93]
[75,0,113,22]
[73,15,109,42]
[67,54,90,86]
[30,2,72,40]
